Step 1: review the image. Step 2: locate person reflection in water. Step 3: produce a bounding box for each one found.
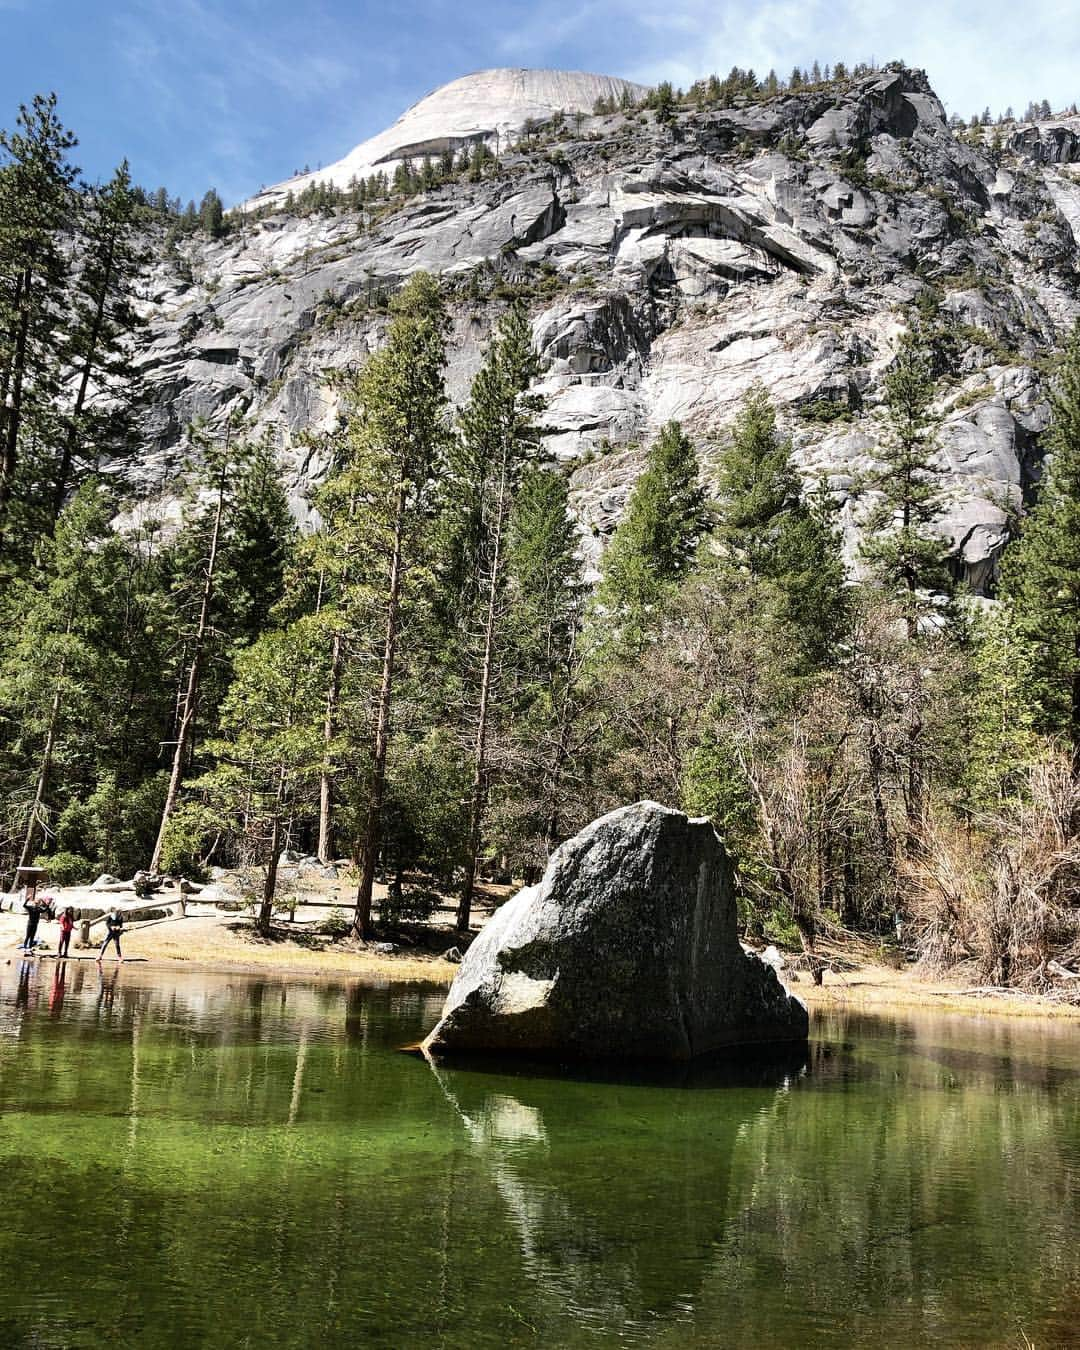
[97,908,124,963]
[14,959,33,1009]
[49,962,66,1015]
[97,965,119,1012]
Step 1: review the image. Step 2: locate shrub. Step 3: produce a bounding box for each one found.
[323,905,349,937]
[34,852,94,887]
[158,802,217,880]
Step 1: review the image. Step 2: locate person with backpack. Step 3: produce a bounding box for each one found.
[97,907,124,963]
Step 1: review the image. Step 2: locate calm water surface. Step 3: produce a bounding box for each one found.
[0,959,1077,1348]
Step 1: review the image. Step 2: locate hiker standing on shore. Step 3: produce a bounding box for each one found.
[98,907,124,963]
[21,893,43,952]
[57,907,75,960]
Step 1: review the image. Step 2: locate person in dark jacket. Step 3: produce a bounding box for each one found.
[21,894,42,952]
[97,907,124,963]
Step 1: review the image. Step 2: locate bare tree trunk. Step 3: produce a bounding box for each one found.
[317,629,343,863]
[258,768,286,937]
[542,630,581,856]
[458,456,509,934]
[0,269,32,529]
[543,708,573,855]
[354,485,407,939]
[905,671,925,860]
[16,655,66,875]
[149,444,229,872]
[866,722,891,869]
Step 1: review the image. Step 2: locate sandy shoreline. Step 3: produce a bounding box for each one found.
[4,897,1078,1020]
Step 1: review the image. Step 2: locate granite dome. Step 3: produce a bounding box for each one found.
[250,68,649,207]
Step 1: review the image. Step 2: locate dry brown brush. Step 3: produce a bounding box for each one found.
[904,752,1080,992]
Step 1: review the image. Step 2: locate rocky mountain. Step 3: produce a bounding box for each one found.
[127,64,1080,588]
[247,67,649,208]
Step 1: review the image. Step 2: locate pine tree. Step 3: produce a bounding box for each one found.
[651,81,677,124]
[150,419,296,871]
[966,605,1041,805]
[441,303,542,931]
[0,481,128,882]
[858,328,954,853]
[0,93,79,556]
[859,330,952,636]
[715,386,848,672]
[226,427,298,644]
[54,159,147,519]
[998,321,1080,757]
[502,465,586,863]
[337,272,449,936]
[594,421,708,648]
[199,188,224,237]
[198,619,324,933]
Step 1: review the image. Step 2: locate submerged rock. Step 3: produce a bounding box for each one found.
[423,801,807,1061]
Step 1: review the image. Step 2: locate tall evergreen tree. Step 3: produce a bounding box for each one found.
[997,320,1080,758]
[501,465,587,864]
[441,303,542,931]
[150,420,296,871]
[337,272,449,937]
[859,331,952,636]
[858,328,954,853]
[0,93,78,557]
[0,481,127,882]
[196,619,325,933]
[715,386,848,671]
[54,159,146,519]
[593,421,708,648]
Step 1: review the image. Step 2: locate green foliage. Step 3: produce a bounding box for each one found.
[715,387,849,672]
[858,330,953,632]
[0,92,79,560]
[996,320,1080,751]
[158,801,217,879]
[594,421,708,646]
[965,605,1043,806]
[34,850,93,886]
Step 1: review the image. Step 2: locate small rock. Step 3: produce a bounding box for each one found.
[90,874,120,889]
[442,947,463,964]
[373,942,398,955]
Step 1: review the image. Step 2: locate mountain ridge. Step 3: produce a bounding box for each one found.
[248,67,650,209]
[128,62,1080,590]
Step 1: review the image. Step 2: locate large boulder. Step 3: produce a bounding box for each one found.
[422,801,807,1061]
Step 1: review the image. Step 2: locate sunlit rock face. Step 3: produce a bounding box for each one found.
[248,68,649,207]
[125,66,1080,590]
[422,801,808,1062]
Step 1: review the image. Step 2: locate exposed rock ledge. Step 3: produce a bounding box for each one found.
[422,801,808,1061]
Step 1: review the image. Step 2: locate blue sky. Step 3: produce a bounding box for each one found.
[3,0,1078,205]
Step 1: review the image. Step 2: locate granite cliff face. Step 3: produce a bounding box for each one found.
[126,65,1080,588]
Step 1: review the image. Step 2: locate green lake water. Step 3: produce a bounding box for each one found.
[0,960,1078,1349]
